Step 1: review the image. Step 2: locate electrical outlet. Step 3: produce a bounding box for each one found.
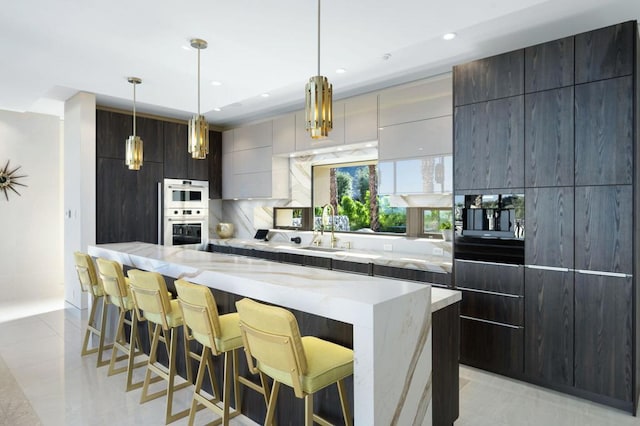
[432,247,444,256]
[383,244,393,251]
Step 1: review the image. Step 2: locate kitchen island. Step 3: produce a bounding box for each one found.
[89,242,460,425]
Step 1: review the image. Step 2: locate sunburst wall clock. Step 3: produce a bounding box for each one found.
[0,160,28,201]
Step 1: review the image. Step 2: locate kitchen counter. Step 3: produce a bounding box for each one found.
[209,237,453,274]
[89,242,460,425]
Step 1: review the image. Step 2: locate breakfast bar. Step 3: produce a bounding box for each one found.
[89,242,460,425]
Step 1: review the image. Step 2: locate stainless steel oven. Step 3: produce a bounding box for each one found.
[164,208,208,248]
[164,178,209,209]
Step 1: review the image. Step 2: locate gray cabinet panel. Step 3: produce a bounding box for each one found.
[575,77,633,186]
[454,260,523,295]
[453,50,524,106]
[575,273,633,402]
[525,187,574,268]
[575,185,632,274]
[525,87,574,187]
[575,21,634,84]
[96,109,131,160]
[525,268,573,386]
[454,96,524,190]
[525,37,574,92]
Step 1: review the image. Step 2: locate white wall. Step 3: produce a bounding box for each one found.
[0,110,63,303]
[63,92,96,308]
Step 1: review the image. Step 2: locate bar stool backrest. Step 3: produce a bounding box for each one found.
[174,279,223,354]
[127,269,172,330]
[96,258,129,305]
[236,298,308,398]
[73,252,102,297]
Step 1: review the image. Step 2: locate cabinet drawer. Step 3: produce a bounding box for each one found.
[454,260,523,295]
[460,317,523,376]
[460,289,523,326]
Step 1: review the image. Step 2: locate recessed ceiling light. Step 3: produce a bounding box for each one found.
[261,93,270,98]
[213,107,221,112]
[289,153,295,158]
[382,53,392,61]
[211,80,222,86]
[443,32,457,41]
[365,143,373,147]
[337,147,343,151]
[336,68,346,74]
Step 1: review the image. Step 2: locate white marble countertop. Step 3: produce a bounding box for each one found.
[209,238,453,274]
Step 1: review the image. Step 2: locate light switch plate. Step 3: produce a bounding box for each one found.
[383,244,393,251]
[432,247,444,256]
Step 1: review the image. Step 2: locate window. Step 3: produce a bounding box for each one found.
[420,208,453,238]
[312,161,407,234]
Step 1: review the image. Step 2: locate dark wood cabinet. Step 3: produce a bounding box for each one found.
[524,268,573,386]
[460,290,522,325]
[524,187,574,268]
[453,50,524,106]
[96,110,131,159]
[333,260,370,275]
[575,21,634,84]
[208,130,222,199]
[525,36,574,93]
[574,185,632,274]
[136,116,164,163]
[135,161,163,244]
[575,77,633,186]
[454,96,524,190]
[524,87,574,187]
[574,273,633,402]
[163,121,219,182]
[460,318,523,376]
[163,121,188,179]
[454,260,523,295]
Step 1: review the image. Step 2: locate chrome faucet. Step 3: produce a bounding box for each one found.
[321,203,337,248]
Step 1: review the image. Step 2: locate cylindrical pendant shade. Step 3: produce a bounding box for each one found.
[305,75,333,139]
[188,114,209,159]
[125,135,143,170]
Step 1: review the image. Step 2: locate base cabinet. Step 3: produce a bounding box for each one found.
[460,317,523,376]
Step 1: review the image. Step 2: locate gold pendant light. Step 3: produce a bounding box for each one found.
[188,38,209,160]
[125,77,143,170]
[305,0,333,139]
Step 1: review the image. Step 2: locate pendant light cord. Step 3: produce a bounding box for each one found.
[132,83,136,136]
[197,45,201,116]
[317,0,321,76]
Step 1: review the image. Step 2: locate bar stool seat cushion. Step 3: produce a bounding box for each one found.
[259,336,353,394]
[145,298,183,328]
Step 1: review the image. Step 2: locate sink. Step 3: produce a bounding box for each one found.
[300,246,344,253]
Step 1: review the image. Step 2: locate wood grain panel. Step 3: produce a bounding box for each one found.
[574,273,633,402]
[454,260,523,295]
[208,130,222,199]
[524,87,574,187]
[453,50,524,106]
[460,290,523,325]
[136,116,164,163]
[574,185,632,274]
[135,161,163,244]
[96,157,138,243]
[524,187,574,268]
[575,77,633,186]
[525,36,574,92]
[163,121,189,179]
[433,302,460,426]
[96,109,131,159]
[454,96,524,190]
[575,21,634,84]
[524,268,573,386]
[460,317,523,376]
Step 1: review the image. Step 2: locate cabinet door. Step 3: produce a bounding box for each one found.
[96,110,131,159]
[525,36,574,93]
[378,116,451,161]
[135,161,163,244]
[575,21,634,84]
[344,93,378,144]
[208,130,222,199]
[460,317,523,376]
[136,116,164,163]
[233,147,272,174]
[524,87,574,187]
[379,75,451,126]
[234,121,272,151]
[295,101,345,151]
[574,273,633,402]
[453,50,524,106]
[524,268,573,386]
[575,77,633,186]
[525,187,574,268]
[574,185,632,274]
[163,121,188,179]
[272,114,296,155]
[222,152,234,199]
[96,157,137,243]
[454,96,524,190]
[187,154,208,180]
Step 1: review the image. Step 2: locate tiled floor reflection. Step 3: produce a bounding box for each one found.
[1,303,640,425]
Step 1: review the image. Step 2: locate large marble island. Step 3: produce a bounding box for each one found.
[88,242,460,425]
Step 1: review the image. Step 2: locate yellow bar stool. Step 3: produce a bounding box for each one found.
[73,252,113,367]
[127,269,197,424]
[236,298,353,426]
[174,279,269,426]
[96,258,148,391]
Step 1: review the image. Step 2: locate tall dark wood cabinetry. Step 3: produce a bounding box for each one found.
[453,21,639,412]
[96,108,222,244]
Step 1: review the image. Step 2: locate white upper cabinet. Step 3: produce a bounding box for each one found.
[378,115,452,161]
[379,74,452,127]
[344,93,378,144]
[233,121,272,151]
[221,130,235,199]
[272,113,296,156]
[295,100,345,151]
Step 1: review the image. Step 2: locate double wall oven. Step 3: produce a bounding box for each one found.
[163,179,209,248]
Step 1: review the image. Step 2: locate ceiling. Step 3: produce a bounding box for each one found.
[1,0,639,128]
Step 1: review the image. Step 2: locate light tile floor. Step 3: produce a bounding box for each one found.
[1,303,639,425]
